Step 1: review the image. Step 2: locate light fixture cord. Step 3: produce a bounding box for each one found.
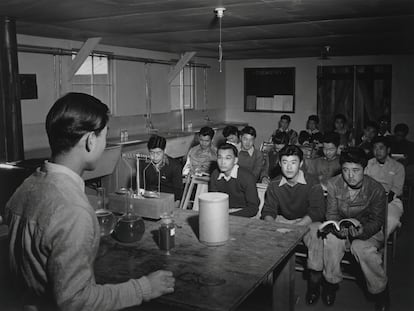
[219,16,223,72]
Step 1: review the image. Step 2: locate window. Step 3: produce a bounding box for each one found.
[317,65,391,143]
[170,65,195,111]
[71,53,113,111]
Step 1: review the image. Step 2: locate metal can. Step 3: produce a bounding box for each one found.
[159,215,175,251]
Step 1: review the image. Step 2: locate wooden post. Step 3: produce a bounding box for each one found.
[68,37,101,80]
[0,17,24,162]
[273,252,296,311]
[167,51,196,83]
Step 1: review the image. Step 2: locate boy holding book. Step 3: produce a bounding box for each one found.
[323,147,388,310]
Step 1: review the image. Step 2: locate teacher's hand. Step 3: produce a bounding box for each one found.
[146,270,175,299]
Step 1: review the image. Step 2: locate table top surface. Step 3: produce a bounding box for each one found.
[94,209,308,311]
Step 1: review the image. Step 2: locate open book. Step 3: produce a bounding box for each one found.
[391,153,406,161]
[317,218,361,239]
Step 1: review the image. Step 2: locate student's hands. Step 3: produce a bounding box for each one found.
[294,215,312,226]
[348,224,364,238]
[261,177,271,185]
[337,227,348,239]
[146,270,175,299]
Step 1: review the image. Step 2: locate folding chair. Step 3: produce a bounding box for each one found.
[180,174,209,210]
[254,182,268,219]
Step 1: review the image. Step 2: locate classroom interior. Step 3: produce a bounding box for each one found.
[1,1,414,310]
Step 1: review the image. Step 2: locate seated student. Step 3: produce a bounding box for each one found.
[238,126,265,182]
[270,114,298,145]
[143,135,183,207]
[262,131,289,182]
[222,125,241,150]
[390,123,414,164]
[390,123,414,186]
[333,113,353,148]
[298,115,323,146]
[209,143,259,217]
[260,145,325,306]
[4,93,175,310]
[365,136,405,237]
[182,126,217,176]
[323,147,388,310]
[358,121,379,158]
[378,116,391,137]
[305,132,342,190]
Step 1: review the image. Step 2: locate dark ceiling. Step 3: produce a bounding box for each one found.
[1,0,414,59]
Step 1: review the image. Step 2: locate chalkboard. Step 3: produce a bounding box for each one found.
[244,67,295,113]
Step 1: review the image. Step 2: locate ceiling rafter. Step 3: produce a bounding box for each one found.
[50,14,414,36]
[4,0,414,59]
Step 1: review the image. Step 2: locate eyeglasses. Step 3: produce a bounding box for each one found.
[149,150,163,157]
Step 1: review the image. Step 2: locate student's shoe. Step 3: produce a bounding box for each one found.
[306,270,321,305]
[374,285,390,311]
[321,280,338,306]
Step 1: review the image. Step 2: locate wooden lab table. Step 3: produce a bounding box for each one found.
[94,209,308,311]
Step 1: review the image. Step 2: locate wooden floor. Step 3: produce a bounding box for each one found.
[238,203,414,311]
[1,206,413,311]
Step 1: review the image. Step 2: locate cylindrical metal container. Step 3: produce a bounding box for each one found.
[198,192,229,246]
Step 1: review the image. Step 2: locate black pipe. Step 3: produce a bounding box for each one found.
[0,17,24,162]
[17,44,210,68]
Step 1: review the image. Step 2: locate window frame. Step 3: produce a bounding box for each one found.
[170,64,196,111]
[71,52,114,112]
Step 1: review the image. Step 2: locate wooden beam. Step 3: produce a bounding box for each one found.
[68,37,101,80]
[168,51,196,83]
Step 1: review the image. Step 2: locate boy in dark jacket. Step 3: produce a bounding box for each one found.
[323,147,388,310]
[209,143,259,218]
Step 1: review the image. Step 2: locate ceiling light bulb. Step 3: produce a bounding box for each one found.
[215,7,226,18]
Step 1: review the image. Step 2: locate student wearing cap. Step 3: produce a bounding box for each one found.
[143,135,184,207]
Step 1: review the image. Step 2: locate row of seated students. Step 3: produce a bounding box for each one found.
[142,121,410,311]
[142,122,409,226]
[7,92,404,310]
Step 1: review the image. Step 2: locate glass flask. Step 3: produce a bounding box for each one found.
[112,189,145,243]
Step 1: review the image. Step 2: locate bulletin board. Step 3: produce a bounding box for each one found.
[244,67,295,113]
[19,74,38,100]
